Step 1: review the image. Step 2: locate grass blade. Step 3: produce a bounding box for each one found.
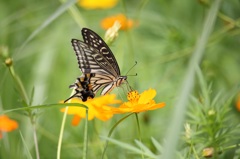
[19,131,33,159]
[14,0,77,59]
[161,0,222,158]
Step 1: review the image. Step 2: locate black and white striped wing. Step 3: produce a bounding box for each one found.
[71,39,119,95]
[81,28,120,75]
[71,39,118,77]
[89,73,118,95]
[66,28,127,102]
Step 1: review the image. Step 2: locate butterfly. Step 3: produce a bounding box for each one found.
[65,28,127,102]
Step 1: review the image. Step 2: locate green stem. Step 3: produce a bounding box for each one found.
[83,108,88,159]
[30,114,40,159]
[221,143,240,152]
[1,103,87,114]
[101,113,134,159]
[59,0,87,28]
[135,0,149,21]
[8,65,29,105]
[134,113,144,159]
[190,140,199,159]
[57,106,69,159]
[8,63,41,158]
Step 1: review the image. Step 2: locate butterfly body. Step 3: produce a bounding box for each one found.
[65,28,127,102]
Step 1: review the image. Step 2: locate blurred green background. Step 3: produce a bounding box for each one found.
[0,0,240,158]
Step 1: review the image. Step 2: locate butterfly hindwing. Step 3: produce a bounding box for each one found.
[89,73,117,95]
[65,73,95,102]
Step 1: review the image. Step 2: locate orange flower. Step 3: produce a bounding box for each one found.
[236,94,240,111]
[101,14,134,30]
[61,94,122,126]
[112,89,165,113]
[78,0,118,9]
[0,115,18,139]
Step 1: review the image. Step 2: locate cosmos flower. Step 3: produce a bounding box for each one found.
[236,94,240,111]
[78,0,118,9]
[0,115,18,139]
[112,88,165,113]
[101,14,134,30]
[61,94,122,125]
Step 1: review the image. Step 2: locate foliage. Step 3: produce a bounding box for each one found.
[0,0,240,158]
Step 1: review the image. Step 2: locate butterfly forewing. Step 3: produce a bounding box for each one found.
[72,40,101,74]
[81,28,120,75]
[72,39,119,77]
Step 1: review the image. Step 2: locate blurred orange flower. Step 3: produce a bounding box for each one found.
[78,0,118,9]
[101,14,134,30]
[0,115,18,139]
[61,94,122,126]
[112,89,165,113]
[236,94,240,111]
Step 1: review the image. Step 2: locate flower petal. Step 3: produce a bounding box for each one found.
[60,94,120,124]
[0,115,18,132]
[101,14,134,30]
[113,89,165,113]
[147,102,166,110]
[138,88,156,104]
[72,115,81,126]
[79,0,118,9]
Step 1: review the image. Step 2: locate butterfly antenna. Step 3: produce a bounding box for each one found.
[125,61,137,76]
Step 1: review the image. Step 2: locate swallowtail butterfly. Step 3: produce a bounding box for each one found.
[65,28,127,102]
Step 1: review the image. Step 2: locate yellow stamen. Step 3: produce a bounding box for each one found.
[127,90,140,103]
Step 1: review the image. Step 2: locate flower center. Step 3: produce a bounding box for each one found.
[127,90,140,103]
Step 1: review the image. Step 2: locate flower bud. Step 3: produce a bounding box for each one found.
[104,21,121,44]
